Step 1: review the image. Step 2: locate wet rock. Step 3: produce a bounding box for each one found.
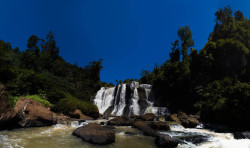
[132,121,156,137]
[142,113,155,121]
[155,134,179,148]
[73,123,115,145]
[178,112,200,128]
[69,109,93,120]
[125,132,137,135]
[0,83,20,130]
[107,116,134,126]
[179,135,209,144]
[88,111,99,119]
[14,98,56,127]
[165,114,179,122]
[150,121,170,131]
[156,116,165,122]
[234,132,250,139]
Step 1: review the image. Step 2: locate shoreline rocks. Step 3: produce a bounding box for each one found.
[14,98,57,127]
[73,123,115,145]
[0,83,20,130]
[68,109,93,121]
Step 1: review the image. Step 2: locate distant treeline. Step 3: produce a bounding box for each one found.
[140,6,250,129]
[0,32,112,116]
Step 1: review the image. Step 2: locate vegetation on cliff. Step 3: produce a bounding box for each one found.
[0,32,101,116]
[140,6,250,128]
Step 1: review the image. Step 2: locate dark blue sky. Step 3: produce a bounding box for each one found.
[1,0,249,83]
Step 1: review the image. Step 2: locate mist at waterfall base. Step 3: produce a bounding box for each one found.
[94,81,168,117]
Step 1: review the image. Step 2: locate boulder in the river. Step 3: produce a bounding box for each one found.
[165,114,179,122]
[155,134,179,148]
[69,109,93,120]
[142,113,155,121]
[234,132,250,139]
[178,112,200,128]
[107,116,134,126]
[14,98,57,127]
[73,123,115,145]
[179,135,209,144]
[150,121,170,131]
[132,121,157,137]
[0,83,20,130]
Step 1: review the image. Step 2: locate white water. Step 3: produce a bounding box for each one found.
[94,81,168,116]
[94,87,115,114]
[160,123,250,148]
[112,84,127,116]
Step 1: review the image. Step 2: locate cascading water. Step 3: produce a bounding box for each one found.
[94,81,169,116]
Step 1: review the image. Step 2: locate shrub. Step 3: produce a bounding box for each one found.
[54,93,98,116]
[8,94,52,108]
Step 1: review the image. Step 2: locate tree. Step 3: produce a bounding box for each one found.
[169,40,180,63]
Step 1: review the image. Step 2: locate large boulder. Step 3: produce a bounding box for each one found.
[132,121,157,137]
[69,109,93,120]
[73,123,115,145]
[234,132,250,139]
[179,135,209,144]
[150,121,170,131]
[155,134,179,148]
[107,116,134,126]
[165,114,180,122]
[14,98,57,127]
[142,113,155,121]
[178,112,200,128]
[0,83,20,130]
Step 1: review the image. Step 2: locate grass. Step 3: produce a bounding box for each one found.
[8,94,52,108]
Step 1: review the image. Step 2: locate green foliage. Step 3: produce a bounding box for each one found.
[8,94,52,108]
[139,7,250,129]
[195,78,250,127]
[54,93,98,115]
[0,31,103,115]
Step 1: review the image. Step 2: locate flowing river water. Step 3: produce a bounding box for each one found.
[0,120,250,148]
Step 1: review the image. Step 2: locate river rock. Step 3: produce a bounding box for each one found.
[142,113,155,121]
[178,112,200,128]
[14,98,57,127]
[180,135,209,144]
[165,114,179,122]
[107,116,134,126]
[73,123,115,145]
[155,134,179,148]
[132,121,157,137]
[69,109,93,120]
[0,83,20,130]
[150,121,170,131]
[234,132,250,139]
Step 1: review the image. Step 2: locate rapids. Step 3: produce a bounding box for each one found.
[0,120,249,148]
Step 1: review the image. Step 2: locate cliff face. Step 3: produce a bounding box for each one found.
[94,81,168,117]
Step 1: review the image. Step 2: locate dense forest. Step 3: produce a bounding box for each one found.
[0,31,113,116]
[140,6,250,129]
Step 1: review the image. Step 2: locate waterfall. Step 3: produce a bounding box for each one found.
[94,81,169,116]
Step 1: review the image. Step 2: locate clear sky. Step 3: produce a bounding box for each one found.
[0,0,249,84]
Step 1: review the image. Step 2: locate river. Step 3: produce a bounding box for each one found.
[0,120,250,148]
